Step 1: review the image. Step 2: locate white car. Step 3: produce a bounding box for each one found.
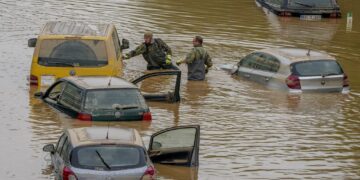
[43,125,200,180]
[228,48,349,93]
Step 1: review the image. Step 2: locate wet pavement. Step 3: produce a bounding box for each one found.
[0,0,359,179]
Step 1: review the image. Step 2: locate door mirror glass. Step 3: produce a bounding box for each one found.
[43,144,55,153]
[28,38,37,47]
[34,91,44,98]
[149,125,200,166]
[121,39,129,50]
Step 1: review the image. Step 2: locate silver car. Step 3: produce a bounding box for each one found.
[43,125,200,180]
[230,48,349,93]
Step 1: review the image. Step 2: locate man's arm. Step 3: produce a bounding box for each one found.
[157,38,172,55]
[205,52,213,68]
[177,48,196,65]
[125,43,146,59]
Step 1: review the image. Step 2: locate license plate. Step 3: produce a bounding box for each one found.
[41,76,55,86]
[300,15,322,21]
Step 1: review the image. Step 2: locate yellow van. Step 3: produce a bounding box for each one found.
[28,21,129,86]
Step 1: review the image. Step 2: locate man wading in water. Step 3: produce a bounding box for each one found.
[176,36,212,81]
[123,32,178,70]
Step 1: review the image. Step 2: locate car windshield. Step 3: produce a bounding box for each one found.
[38,39,108,67]
[291,60,343,76]
[84,89,146,111]
[71,145,146,170]
[288,0,334,8]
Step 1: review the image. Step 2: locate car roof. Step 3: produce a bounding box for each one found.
[63,76,138,90]
[40,21,112,37]
[260,48,336,64]
[67,127,144,148]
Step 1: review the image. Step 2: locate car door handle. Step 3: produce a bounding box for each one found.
[265,77,270,81]
[244,74,250,78]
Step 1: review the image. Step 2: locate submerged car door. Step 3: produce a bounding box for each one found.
[131,71,181,103]
[148,125,200,166]
[53,134,67,179]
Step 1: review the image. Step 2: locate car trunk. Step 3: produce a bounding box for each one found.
[299,75,344,92]
[290,60,346,92]
[90,109,145,121]
[71,166,147,180]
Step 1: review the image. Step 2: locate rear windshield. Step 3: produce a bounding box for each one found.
[84,89,146,111]
[288,0,334,8]
[291,60,343,76]
[71,145,146,170]
[38,39,108,67]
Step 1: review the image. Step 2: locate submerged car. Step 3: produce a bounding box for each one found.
[255,0,341,19]
[35,71,181,121]
[43,125,200,180]
[227,48,349,93]
[28,21,129,86]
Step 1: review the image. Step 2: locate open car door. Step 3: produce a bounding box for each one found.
[131,70,181,103]
[148,125,200,167]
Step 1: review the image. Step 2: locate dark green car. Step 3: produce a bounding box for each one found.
[35,71,181,121]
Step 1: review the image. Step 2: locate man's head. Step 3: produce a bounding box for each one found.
[192,36,203,46]
[144,31,153,44]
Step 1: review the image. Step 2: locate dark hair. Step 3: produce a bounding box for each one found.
[194,36,203,44]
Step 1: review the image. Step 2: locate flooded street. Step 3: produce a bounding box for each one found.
[1,0,360,179]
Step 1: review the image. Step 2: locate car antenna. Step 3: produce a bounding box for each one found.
[307,39,314,56]
[106,120,110,140]
[108,76,112,87]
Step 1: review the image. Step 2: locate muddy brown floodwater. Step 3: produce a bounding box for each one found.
[0,0,359,179]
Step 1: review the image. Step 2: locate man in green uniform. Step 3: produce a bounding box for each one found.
[124,32,178,70]
[176,36,212,81]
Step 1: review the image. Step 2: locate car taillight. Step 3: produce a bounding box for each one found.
[30,75,38,85]
[329,13,339,18]
[141,166,155,180]
[77,113,92,121]
[143,112,152,121]
[343,73,349,87]
[63,166,77,180]
[280,12,292,16]
[286,75,301,89]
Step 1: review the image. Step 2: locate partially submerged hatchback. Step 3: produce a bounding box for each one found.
[35,71,181,121]
[28,21,129,86]
[43,125,200,180]
[227,48,349,93]
[255,0,341,19]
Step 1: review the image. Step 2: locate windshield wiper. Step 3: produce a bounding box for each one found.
[322,73,340,77]
[294,1,314,8]
[49,61,76,67]
[95,150,111,170]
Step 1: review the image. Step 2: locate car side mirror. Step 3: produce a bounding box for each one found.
[34,91,44,98]
[28,38,37,47]
[43,144,55,153]
[121,39,129,50]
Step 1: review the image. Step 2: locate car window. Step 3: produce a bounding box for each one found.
[247,53,280,72]
[239,53,261,69]
[84,89,146,111]
[58,83,83,111]
[38,39,108,67]
[152,128,196,150]
[291,60,343,76]
[56,134,67,154]
[46,81,66,101]
[112,29,121,59]
[288,0,334,8]
[71,145,146,170]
